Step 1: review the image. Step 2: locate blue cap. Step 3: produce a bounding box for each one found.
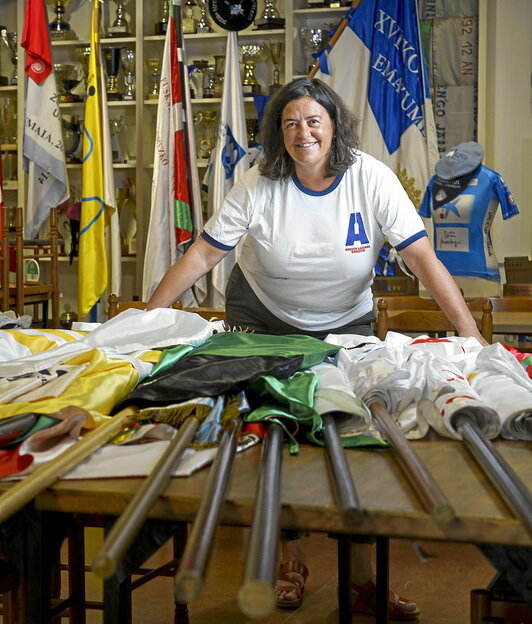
[435,141,484,180]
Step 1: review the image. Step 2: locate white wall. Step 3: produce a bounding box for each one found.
[478,0,532,263]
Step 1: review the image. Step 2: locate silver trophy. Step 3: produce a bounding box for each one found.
[0,29,17,85]
[299,26,329,73]
[241,45,266,96]
[255,0,285,30]
[265,41,284,94]
[196,0,213,33]
[110,116,125,163]
[108,0,132,37]
[61,114,82,163]
[120,48,136,100]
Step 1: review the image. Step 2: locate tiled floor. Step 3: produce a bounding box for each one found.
[77,525,496,624]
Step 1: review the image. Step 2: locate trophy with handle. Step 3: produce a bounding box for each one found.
[108,0,132,37]
[47,0,77,40]
[241,45,266,96]
[120,48,136,101]
[0,29,17,85]
[299,26,329,74]
[265,41,284,94]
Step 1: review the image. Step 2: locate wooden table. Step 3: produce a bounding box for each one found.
[35,440,531,547]
[27,439,530,623]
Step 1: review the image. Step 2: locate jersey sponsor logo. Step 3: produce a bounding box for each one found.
[433,192,474,223]
[345,212,370,253]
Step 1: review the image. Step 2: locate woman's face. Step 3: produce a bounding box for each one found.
[281,96,334,176]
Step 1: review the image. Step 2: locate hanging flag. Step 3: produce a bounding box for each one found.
[21,0,69,238]
[142,0,206,306]
[315,0,439,207]
[206,31,250,308]
[79,0,119,319]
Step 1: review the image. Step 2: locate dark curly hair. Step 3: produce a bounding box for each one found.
[258,77,359,181]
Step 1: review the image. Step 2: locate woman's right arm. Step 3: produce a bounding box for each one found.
[145,237,230,310]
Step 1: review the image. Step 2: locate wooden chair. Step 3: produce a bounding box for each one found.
[375,295,493,343]
[0,207,11,313]
[11,206,60,328]
[107,293,226,322]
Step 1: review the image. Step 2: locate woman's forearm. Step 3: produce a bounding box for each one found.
[146,237,229,310]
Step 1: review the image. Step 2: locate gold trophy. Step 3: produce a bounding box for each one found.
[196,0,213,33]
[61,114,82,163]
[241,45,266,96]
[54,62,83,102]
[47,0,77,40]
[212,55,225,98]
[104,48,123,101]
[108,0,132,37]
[146,58,162,99]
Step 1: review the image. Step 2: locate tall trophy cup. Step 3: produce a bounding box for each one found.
[104,48,123,101]
[109,116,125,163]
[120,48,136,101]
[55,62,83,102]
[255,0,285,30]
[265,41,284,94]
[0,29,17,86]
[61,115,82,163]
[47,0,77,40]
[241,45,266,96]
[108,0,132,37]
[155,0,169,35]
[196,0,213,33]
[146,58,161,99]
[212,55,225,98]
[299,26,329,73]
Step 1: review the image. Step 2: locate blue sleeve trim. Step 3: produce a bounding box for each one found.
[395,230,427,251]
[200,231,235,251]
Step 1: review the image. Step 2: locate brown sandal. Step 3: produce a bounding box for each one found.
[275,560,309,609]
[351,577,420,621]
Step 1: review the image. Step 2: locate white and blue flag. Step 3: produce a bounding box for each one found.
[315,0,438,208]
[207,30,250,307]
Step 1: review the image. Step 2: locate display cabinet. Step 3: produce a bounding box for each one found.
[3,0,355,314]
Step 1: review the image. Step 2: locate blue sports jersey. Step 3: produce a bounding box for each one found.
[420,165,519,281]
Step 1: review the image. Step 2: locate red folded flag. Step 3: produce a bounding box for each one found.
[21,0,52,85]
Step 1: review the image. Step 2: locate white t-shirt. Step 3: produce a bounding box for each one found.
[203,150,426,331]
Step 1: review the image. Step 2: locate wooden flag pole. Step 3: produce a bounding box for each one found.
[322,413,364,525]
[454,416,532,534]
[91,416,201,579]
[174,417,243,603]
[308,0,362,78]
[237,422,284,619]
[0,407,138,525]
[369,401,456,524]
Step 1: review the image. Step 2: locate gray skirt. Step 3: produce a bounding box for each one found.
[225,264,375,339]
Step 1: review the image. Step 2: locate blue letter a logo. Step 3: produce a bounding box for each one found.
[345,213,369,246]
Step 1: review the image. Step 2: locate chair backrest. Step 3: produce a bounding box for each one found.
[486,296,532,313]
[107,294,226,322]
[0,207,9,312]
[375,296,493,343]
[14,206,60,327]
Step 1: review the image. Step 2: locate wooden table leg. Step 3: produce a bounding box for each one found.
[375,536,389,624]
[337,534,352,623]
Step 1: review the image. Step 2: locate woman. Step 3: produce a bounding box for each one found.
[147,77,487,618]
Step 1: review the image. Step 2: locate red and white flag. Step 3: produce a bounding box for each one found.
[142,0,205,305]
[21,0,69,238]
